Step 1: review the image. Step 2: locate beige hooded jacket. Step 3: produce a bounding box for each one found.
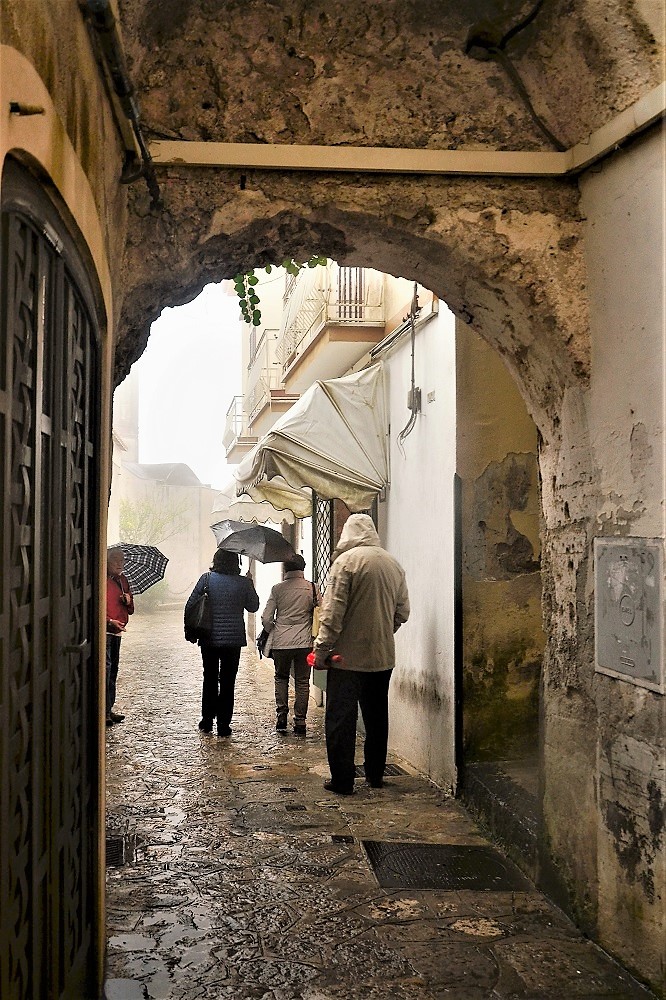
[261,570,321,650]
[314,514,410,672]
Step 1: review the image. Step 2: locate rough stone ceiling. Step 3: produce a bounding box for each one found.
[112,0,660,423]
[118,0,662,152]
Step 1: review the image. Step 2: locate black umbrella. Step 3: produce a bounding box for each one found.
[108,543,169,595]
[210,520,296,563]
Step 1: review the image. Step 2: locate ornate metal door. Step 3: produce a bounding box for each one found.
[0,160,102,998]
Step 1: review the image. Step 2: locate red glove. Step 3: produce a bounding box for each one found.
[307,652,342,669]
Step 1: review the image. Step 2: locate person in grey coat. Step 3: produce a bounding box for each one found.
[185,548,259,737]
[261,554,320,735]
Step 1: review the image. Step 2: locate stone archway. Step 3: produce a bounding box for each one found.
[104,0,662,985]
[118,171,588,439]
[114,163,602,920]
[2,0,663,989]
[110,133,665,981]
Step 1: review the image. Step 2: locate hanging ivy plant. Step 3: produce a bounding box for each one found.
[233,255,328,326]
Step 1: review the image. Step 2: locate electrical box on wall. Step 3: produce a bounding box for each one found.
[594,537,664,693]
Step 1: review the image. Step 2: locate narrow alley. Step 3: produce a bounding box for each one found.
[104,610,654,1000]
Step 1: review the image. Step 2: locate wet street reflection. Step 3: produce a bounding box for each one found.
[105,610,653,999]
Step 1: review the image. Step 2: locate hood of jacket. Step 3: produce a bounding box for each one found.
[334,513,381,557]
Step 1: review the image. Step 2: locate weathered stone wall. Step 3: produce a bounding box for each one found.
[118,0,662,149]
[119,169,588,433]
[1,0,129,317]
[538,127,665,990]
[456,323,544,762]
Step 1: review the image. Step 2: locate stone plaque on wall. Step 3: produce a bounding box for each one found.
[594,538,664,692]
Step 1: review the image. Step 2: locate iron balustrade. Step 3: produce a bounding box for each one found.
[223,394,247,450]
[276,264,384,370]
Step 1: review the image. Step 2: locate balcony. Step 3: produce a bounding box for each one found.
[245,326,300,438]
[223,394,257,462]
[276,264,386,393]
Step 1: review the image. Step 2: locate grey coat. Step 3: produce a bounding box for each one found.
[261,570,320,650]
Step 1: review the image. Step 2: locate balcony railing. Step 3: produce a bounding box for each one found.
[245,328,282,425]
[223,395,247,450]
[276,264,384,369]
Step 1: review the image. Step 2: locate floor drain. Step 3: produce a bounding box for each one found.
[362,841,533,890]
[354,763,407,778]
[285,804,307,811]
[106,837,126,867]
[331,834,354,844]
[279,787,297,792]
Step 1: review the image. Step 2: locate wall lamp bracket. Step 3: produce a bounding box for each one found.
[9,102,45,116]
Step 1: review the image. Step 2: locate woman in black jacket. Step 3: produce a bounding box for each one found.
[185,549,259,736]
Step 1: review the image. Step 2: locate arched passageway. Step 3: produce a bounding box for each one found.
[109,133,659,984]
[111,147,662,983]
[2,0,664,993]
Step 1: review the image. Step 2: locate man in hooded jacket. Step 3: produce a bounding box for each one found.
[313,513,410,794]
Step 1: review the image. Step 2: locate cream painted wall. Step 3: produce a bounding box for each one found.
[379,304,458,790]
[382,275,435,335]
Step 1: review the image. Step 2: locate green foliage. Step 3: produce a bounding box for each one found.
[233,256,328,326]
[134,578,169,614]
[119,497,189,546]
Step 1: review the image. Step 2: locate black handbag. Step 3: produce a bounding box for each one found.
[256,628,271,658]
[184,573,212,643]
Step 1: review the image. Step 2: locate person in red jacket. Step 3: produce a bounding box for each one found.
[106,547,134,726]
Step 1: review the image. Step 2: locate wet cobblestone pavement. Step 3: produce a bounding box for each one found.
[105,610,654,1000]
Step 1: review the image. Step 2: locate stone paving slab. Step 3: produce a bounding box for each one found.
[105,611,654,999]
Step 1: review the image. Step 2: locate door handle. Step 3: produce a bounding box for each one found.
[62,639,89,653]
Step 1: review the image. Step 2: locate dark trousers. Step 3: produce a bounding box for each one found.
[325,667,393,790]
[105,634,122,714]
[201,645,241,730]
[272,647,311,725]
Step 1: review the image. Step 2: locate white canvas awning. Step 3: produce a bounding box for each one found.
[212,472,311,524]
[234,364,388,513]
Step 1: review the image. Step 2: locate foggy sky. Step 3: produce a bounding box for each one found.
[134,282,243,489]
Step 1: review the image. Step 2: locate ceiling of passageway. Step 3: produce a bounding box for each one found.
[114,0,661,437]
[118,0,661,150]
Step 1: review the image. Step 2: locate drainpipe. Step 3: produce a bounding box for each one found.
[82,0,161,206]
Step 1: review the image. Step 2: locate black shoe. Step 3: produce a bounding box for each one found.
[110,711,125,723]
[293,725,306,736]
[276,717,288,731]
[105,716,114,727]
[217,726,232,737]
[366,778,385,789]
[323,779,354,796]
[198,718,213,733]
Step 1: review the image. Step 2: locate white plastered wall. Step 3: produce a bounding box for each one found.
[379,304,458,790]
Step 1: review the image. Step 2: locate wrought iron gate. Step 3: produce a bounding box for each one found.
[0,161,102,999]
[312,495,333,590]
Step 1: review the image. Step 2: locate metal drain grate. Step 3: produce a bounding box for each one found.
[354,763,407,778]
[285,804,307,811]
[331,834,354,844]
[106,837,125,867]
[362,841,532,891]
